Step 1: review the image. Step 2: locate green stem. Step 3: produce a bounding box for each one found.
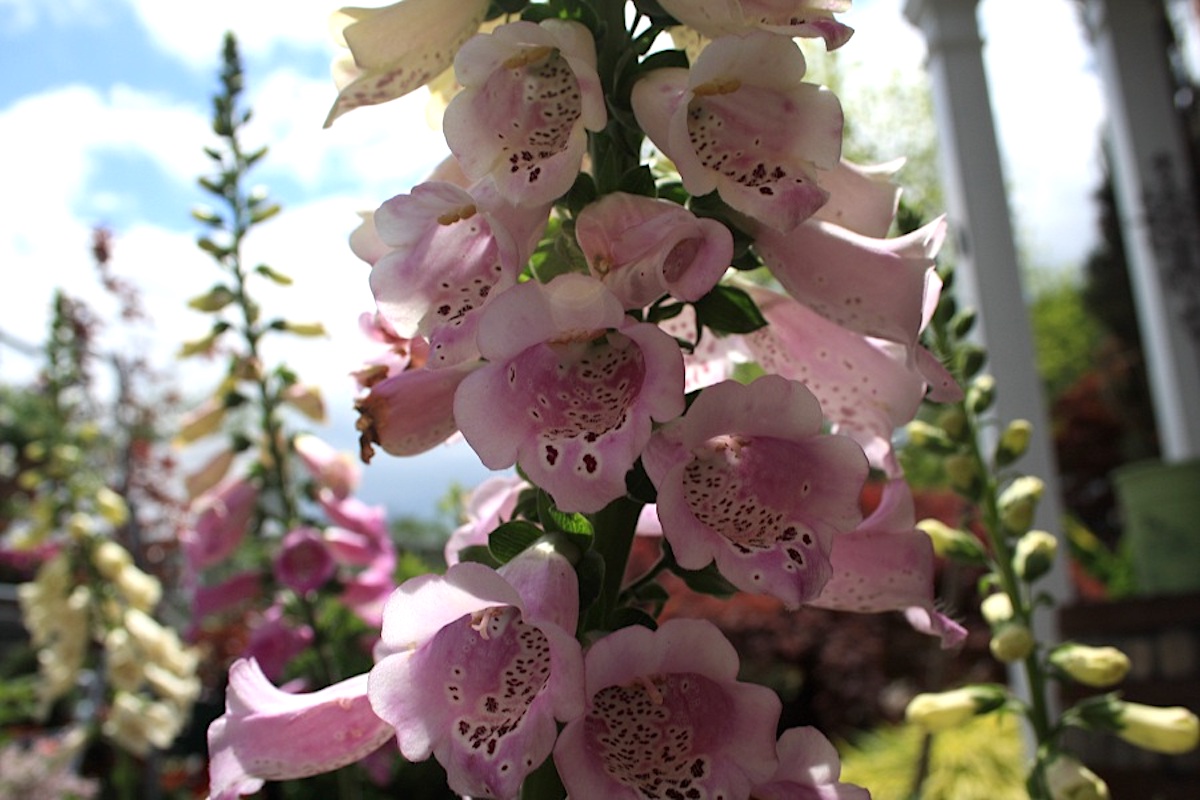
[590,495,644,627]
[519,753,566,800]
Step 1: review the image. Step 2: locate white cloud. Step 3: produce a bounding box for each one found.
[0,0,105,32]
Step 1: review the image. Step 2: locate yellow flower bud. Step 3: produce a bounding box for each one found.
[944,453,980,494]
[67,512,96,540]
[906,420,954,451]
[279,321,327,337]
[917,518,988,564]
[1046,755,1110,800]
[980,592,1014,625]
[95,487,129,526]
[990,623,1035,662]
[1014,529,1058,582]
[175,398,227,445]
[998,476,1045,533]
[935,406,967,440]
[1050,644,1131,688]
[23,441,47,461]
[905,685,1008,732]
[282,383,327,423]
[996,418,1033,466]
[1116,702,1200,755]
[92,540,133,580]
[115,565,162,611]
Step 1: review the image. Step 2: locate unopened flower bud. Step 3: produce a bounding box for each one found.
[276,320,327,337]
[990,623,1035,662]
[966,373,995,413]
[186,285,235,312]
[944,453,980,495]
[980,592,1014,625]
[1115,702,1200,755]
[92,540,133,580]
[905,684,1008,732]
[282,384,327,423]
[1046,755,1110,800]
[935,406,968,440]
[906,420,955,451]
[67,512,96,540]
[115,565,162,611]
[176,398,228,445]
[917,518,988,565]
[95,487,129,526]
[995,419,1033,466]
[1014,529,1057,581]
[1050,644,1131,688]
[998,476,1045,533]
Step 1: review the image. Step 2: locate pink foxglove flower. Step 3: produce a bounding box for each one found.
[752,726,871,800]
[324,0,489,126]
[643,376,867,607]
[743,286,959,476]
[454,274,685,513]
[187,571,261,639]
[368,545,585,800]
[810,480,967,648]
[658,304,751,392]
[443,19,606,206]
[813,157,905,239]
[444,475,529,565]
[207,659,393,800]
[355,361,478,462]
[575,191,733,308]
[554,618,781,800]
[242,604,314,682]
[755,215,948,347]
[370,180,548,367]
[293,433,359,499]
[632,31,842,233]
[274,528,336,595]
[658,0,854,50]
[182,477,258,572]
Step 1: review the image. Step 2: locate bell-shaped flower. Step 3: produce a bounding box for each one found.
[324,0,489,126]
[659,304,752,392]
[658,0,854,50]
[368,544,585,800]
[182,477,259,573]
[355,360,479,463]
[743,286,959,476]
[242,605,314,682]
[445,475,529,565]
[207,658,394,800]
[443,19,606,207]
[755,215,947,346]
[809,480,967,648]
[751,726,870,800]
[632,31,842,233]
[273,528,336,595]
[294,433,359,499]
[575,192,733,309]
[812,157,905,239]
[643,376,867,608]
[554,618,780,800]
[370,180,548,367]
[454,274,685,513]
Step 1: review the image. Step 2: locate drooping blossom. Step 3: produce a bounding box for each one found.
[369,180,548,367]
[368,544,585,799]
[324,0,489,126]
[351,312,426,390]
[454,274,685,513]
[187,571,261,641]
[658,0,854,50]
[443,19,606,206]
[658,304,750,392]
[643,376,867,608]
[317,491,397,628]
[207,659,393,800]
[273,528,336,595]
[184,447,235,500]
[743,285,960,476]
[181,477,259,573]
[632,31,842,232]
[444,475,529,565]
[293,433,359,499]
[812,157,904,239]
[241,605,314,683]
[809,479,967,648]
[751,726,871,800]
[554,618,781,800]
[575,191,733,309]
[355,360,478,463]
[754,215,947,347]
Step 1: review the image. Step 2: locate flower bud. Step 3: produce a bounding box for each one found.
[905,684,1008,732]
[944,453,980,496]
[277,320,327,337]
[92,540,133,580]
[966,373,995,412]
[186,285,235,312]
[980,592,1014,625]
[1115,702,1200,755]
[176,398,228,445]
[990,623,1035,662]
[1014,529,1057,581]
[917,518,988,565]
[95,487,129,526]
[995,418,1033,466]
[998,476,1045,533]
[67,512,96,540]
[935,406,967,440]
[115,565,163,611]
[1049,644,1130,688]
[906,420,955,451]
[1046,755,1110,800]
[282,384,327,423]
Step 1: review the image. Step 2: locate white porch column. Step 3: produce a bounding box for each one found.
[902,0,1071,672]
[1085,0,1200,462]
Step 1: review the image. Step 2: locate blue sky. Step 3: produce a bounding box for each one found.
[0,0,1106,520]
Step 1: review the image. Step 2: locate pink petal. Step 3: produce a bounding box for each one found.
[273,527,336,595]
[659,1,854,50]
[207,659,392,799]
[355,361,478,461]
[293,434,360,499]
[183,478,259,572]
[242,605,314,681]
[753,726,871,800]
[444,475,528,566]
[812,157,904,239]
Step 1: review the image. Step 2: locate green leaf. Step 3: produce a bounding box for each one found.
[674,562,738,597]
[609,606,658,632]
[624,458,658,504]
[576,549,606,619]
[562,171,597,217]
[692,285,767,335]
[197,237,231,258]
[617,165,657,198]
[636,49,689,75]
[645,301,685,325]
[457,545,502,568]
[489,520,544,563]
[536,490,595,553]
[250,203,282,224]
[255,264,293,285]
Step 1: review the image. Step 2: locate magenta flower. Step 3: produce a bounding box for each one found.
[643,376,867,607]
[182,477,259,572]
[355,360,478,462]
[454,274,685,513]
[658,0,854,50]
[752,726,870,800]
[293,433,359,500]
[632,31,842,232]
[273,528,336,595]
[187,571,262,639]
[575,191,733,309]
[743,286,959,476]
[443,19,606,206]
[755,215,948,347]
[370,180,549,367]
[444,475,529,566]
[810,480,967,648]
[242,605,314,683]
[207,659,393,800]
[368,546,585,800]
[554,618,781,800]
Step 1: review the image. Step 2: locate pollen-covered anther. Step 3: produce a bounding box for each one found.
[548,328,605,345]
[634,675,665,706]
[470,606,513,640]
[503,45,555,70]
[437,204,478,225]
[692,77,741,97]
